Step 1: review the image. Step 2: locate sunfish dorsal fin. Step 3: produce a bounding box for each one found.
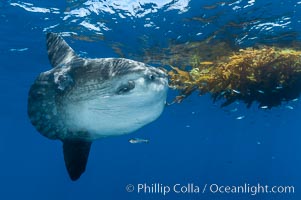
[63,139,92,181]
[46,33,79,68]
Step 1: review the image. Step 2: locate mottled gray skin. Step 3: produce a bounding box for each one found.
[27,33,168,180]
[28,57,166,140]
[28,33,168,141]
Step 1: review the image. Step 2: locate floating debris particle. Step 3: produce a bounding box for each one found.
[9,48,28,52]
[236,115,245,120]
[285,105,294,110]
[260,106,268,109]
[230,108,238,112]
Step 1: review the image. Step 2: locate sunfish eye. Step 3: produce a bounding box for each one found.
[116,80,135,95]
[149,74,155,81]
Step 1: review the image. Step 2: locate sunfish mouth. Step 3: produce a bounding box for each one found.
[27,33,168,181]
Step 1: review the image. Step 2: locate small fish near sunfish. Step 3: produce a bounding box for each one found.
[129,138,149,144]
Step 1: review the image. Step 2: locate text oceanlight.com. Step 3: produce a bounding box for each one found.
[125,183,295,196]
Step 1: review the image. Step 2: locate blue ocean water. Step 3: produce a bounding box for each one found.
[1,0,301,199]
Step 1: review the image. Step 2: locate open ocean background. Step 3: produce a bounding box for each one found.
[1,0,301,199]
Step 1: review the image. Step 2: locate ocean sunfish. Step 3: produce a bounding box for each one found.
[27,33,168,181]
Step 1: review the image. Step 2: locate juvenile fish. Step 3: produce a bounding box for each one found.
[232,89,241,94]
[129,138,149,144]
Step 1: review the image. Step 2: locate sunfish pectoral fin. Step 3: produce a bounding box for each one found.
[46,33,79,68]
[62,139,92,181]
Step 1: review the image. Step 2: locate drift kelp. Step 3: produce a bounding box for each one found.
[169,47,301,108]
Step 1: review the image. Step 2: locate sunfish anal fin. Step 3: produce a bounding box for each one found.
[63,139,92,181]
[46,33,79,68]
